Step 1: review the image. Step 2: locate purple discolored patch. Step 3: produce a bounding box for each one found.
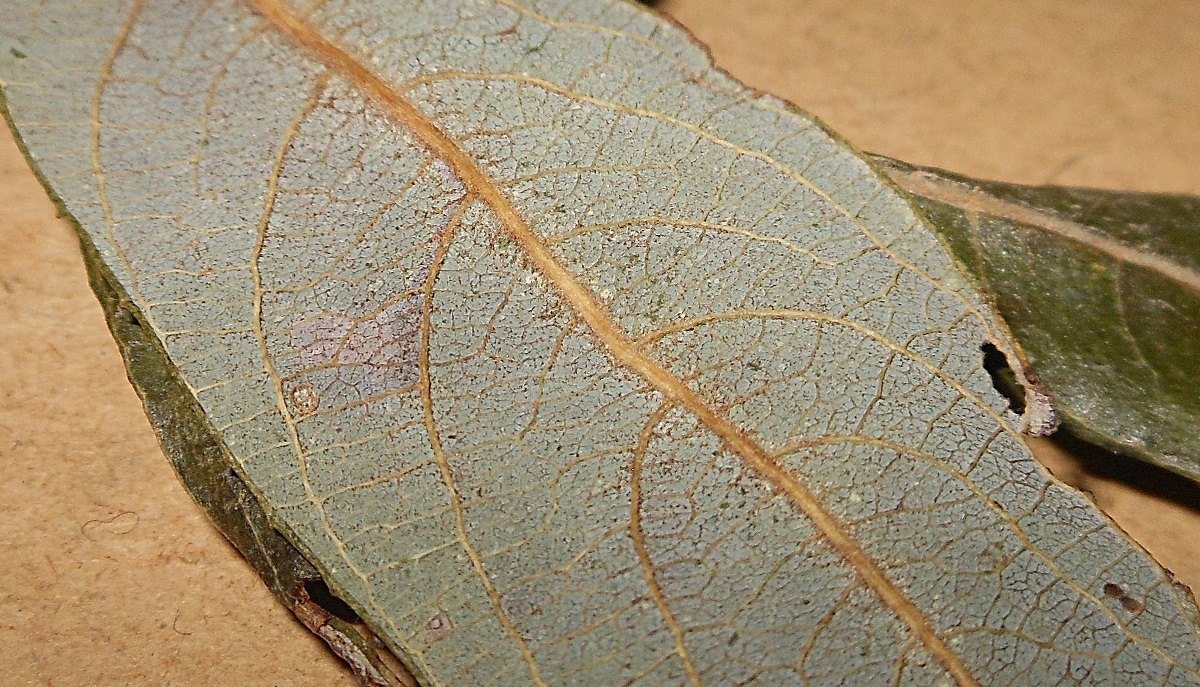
[289,294,425,399]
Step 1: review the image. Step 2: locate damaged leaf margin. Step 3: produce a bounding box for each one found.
[877,154,1200,482]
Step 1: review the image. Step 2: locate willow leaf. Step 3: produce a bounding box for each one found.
[878,156,1200,483]
[2,1,1199,685]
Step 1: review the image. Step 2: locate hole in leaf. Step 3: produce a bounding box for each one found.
[981,343,1025,414]
[118,306,142,328]
[302,578,361,624]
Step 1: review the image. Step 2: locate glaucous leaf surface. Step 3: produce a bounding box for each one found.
[877,156,1200,483]
[2,1,1199,685]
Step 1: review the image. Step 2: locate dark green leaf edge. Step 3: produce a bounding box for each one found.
[874,153,1200,483]
[0,97,417,687]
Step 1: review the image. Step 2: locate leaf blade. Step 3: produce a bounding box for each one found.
[3,0,1199,684]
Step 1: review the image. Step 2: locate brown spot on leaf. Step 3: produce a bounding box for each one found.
[424,610,452,638]
[1120,596,1145,613]
[290,382,320,415]
[1103,582,1144,613]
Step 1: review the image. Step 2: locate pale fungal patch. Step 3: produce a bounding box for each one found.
[983,340,1060,437]
[1012,353,1060,437]
[1023,386,1060,437]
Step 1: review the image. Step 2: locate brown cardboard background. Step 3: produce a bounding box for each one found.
[1,1,1196,684]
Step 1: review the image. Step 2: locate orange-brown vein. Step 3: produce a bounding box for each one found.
[638,308,1013,433]
[244,1,979,684]
[91,0,146,305]
[771,433,1200,674]
[245,70,441,683]
[544,215,833,266]
[398,70,1002,344]
[632,405,702,685]
[414,196,551,686]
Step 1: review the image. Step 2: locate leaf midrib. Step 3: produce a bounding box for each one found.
[243,0,979,683]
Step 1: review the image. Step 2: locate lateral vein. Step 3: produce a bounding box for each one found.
[244,1,979,683]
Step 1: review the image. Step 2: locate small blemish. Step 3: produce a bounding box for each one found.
[1119,596,1145,613]
[424,610,452,638]
[9,48,26,59]
[1103,582,1144,613]
[290,382,320,415]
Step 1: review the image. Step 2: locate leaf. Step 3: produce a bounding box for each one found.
[3,1,1199,685]
[876,155,1200,483]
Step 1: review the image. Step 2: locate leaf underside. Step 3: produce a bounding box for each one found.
[2,1,1199,685]
[876,155,1200,484]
